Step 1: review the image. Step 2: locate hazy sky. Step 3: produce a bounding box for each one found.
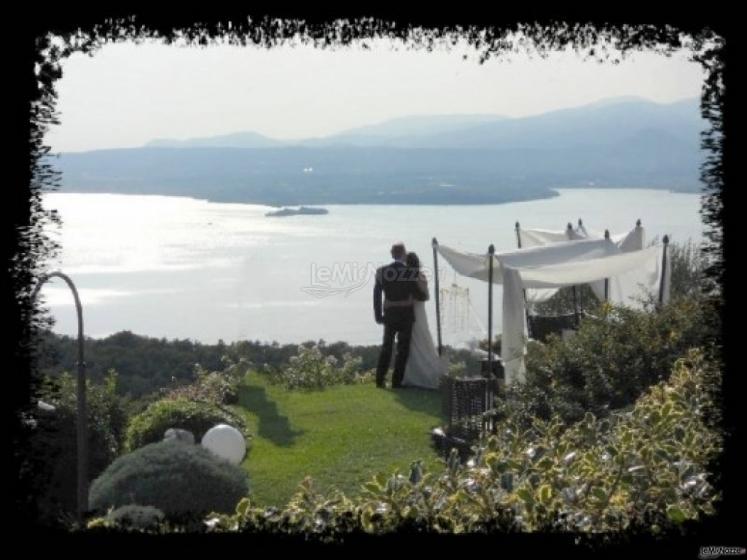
[45,37,706,153]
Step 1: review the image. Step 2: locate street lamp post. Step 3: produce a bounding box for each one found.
[31,271,88,523]
[659,235,670,306]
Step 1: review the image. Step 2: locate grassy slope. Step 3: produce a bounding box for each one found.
[233,371,444,506]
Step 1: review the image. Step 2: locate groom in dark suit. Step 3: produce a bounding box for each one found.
[373,242,427,388]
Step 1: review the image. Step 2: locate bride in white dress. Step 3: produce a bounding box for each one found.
[403,252,449,389]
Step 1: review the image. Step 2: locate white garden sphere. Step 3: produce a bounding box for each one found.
[201,423,246,465]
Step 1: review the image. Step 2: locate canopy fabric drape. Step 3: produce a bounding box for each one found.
[519,223,635,248]
[517,226,587,248]
[437,232,670,386]
[520,225,648,303]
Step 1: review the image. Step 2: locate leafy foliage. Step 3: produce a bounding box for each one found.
[477,335,502,356]
[196,348,720,540]
[163,356,249,405]
[667,239,707,300]
[513,294,719,425]
[23,371,127,525]
[100,505,166,531]
[265,344,374,390]
[37,330,480,400]
[533,284,600,317]
[89,440,250,517]
[124,397,247,452]
[445,361,469,378]
[34,330,227,398]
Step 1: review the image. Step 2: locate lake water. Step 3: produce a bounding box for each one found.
[39,189,704,347]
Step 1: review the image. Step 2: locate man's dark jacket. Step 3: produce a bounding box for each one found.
[373,261,427,325]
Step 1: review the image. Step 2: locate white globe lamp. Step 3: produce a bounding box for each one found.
[201,423,246,465]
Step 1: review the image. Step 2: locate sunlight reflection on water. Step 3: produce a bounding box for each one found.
[40,189,704,345]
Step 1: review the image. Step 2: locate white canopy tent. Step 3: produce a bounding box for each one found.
[517,222,652,305]
[435,228,671,386]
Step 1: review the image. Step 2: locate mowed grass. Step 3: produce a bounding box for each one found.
[232,371,445,506]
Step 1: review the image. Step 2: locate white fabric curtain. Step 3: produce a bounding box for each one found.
[517,224,588,301]
[501,245,666,383]
[519,223,643,250]
[496,238,619,269]
[435,244,494,282]
[519,246,663,288]
[437,238,617,285]
[587,226,645,302]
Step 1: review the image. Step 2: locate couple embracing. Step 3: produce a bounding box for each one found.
[373,242,447,389]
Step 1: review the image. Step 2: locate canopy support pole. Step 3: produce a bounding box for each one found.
[516,222,532,337]
[515,221,522,249]
[486,244,495,434]
[487,244,495,368]
[432,238,443,356]
[604,229,610,302]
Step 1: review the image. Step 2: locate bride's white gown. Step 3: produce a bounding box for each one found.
[403,297,448,390]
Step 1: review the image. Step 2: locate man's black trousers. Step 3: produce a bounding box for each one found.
[376,317,414,387]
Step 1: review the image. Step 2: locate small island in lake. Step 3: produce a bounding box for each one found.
[265,206,329,217]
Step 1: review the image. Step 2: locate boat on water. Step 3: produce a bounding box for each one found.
[265,206,329,217]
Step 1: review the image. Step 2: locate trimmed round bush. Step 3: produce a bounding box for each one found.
[89,440,249,516]
[124,397,245,451]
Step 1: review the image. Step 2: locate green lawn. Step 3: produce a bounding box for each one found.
[232,371,445,506]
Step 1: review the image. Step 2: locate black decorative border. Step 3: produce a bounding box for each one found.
[8,8,738,553]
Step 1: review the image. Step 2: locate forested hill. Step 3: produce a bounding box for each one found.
[51,97,706,205]
[34,330,481,399]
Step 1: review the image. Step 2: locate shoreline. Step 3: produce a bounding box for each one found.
[44,186,701,207]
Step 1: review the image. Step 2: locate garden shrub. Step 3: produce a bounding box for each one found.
[198,348,720,539]
[665,239,708,300]
[164,356,249,405]
[105,505,165,531]
[266,344,372,390]
[89,440,249,517]
[518,294,718,424]
[24,370,127,525]
[533,283,600,317]
[87,348,720,539]
[445,361,468,378]
[124,397,246,451]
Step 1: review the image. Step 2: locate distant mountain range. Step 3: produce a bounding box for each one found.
[53,96,706,205]
[146,130,285,149]
[144,114,512,149]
